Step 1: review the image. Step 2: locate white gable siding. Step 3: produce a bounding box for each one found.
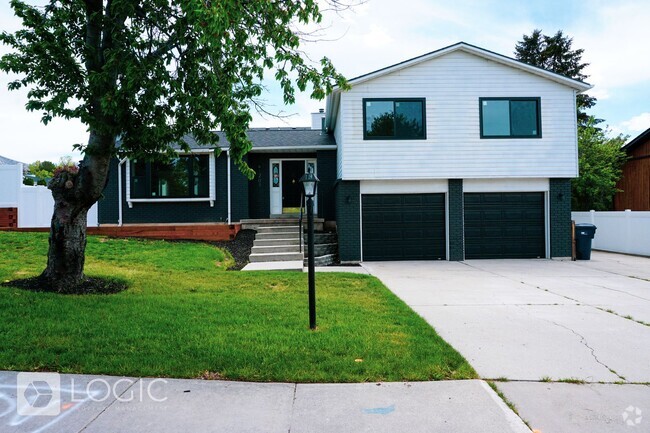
[337,50,579,180]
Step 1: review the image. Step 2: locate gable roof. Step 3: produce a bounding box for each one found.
[347,42,592,91]
[325,42,593,130]
[623,127,650,151]
[172,128,335,152]
[0,155,23,165]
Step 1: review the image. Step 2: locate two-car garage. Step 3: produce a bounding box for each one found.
[360,181,548,261]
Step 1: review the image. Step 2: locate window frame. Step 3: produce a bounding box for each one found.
[479,97,542,139]
[126,150,216,207]
[362,98,427,140]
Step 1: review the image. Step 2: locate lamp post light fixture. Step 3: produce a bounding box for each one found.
[299,170,319,330]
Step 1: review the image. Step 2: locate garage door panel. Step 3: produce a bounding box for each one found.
[362,194,446,261]
[464,192,545,259]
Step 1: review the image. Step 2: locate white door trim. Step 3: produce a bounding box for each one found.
[269,158,317,217]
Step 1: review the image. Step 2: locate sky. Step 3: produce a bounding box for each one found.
[1,0,649,164]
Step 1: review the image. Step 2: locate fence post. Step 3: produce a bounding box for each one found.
[625,209,632,254]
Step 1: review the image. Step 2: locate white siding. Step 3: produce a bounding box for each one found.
[337,51,579,180]
[463,178,549,192]
[334,104,344,178]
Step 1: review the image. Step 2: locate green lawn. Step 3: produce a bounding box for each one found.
[0,232,475,382]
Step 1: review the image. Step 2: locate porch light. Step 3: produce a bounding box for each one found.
[299,171,319,198]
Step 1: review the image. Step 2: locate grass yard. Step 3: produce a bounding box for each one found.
[0,231,475,382]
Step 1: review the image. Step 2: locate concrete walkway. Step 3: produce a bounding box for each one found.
[0,371,529,433]
[363,251,650,432]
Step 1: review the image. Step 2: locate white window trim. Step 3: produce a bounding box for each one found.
[126,150,216,208]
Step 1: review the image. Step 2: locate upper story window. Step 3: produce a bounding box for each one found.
[363,98,426,140]
[130,154,210,199]
[480,98,541,138]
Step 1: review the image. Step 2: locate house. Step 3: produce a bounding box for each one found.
[614,127,650,211]
[0,155,24,166]
[98,42,591,261]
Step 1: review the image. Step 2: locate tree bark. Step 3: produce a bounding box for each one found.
[39,132,113,292]
[40,202,90,292]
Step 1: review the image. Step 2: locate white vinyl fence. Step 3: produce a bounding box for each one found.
[572,210,650,256]
[0,163,97,228]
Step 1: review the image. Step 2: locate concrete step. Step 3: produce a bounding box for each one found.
[255,231,300,240]
[249,252,304,263]
[242,218,324,231]
[242,261,304,271]
[251,245,301,254]
[256,225,298,232]
[253,238,301,247]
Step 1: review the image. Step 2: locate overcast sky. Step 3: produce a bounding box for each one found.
[1,0,649,164]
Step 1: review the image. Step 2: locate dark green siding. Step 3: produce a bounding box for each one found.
[316,150,337,220]
[98,154,230,224]
[550,178,572,257]
[247,153,270,219]
[448,179,464,261]
[230,155,249,221]
[362,194,446,261]
[98,158,120,224]
[335,181,361,262]
[464,192,545,259]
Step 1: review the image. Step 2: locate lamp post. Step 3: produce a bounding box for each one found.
[299,170,319,330]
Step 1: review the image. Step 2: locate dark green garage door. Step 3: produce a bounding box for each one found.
[362,194,446,261]
[464,192,545,259]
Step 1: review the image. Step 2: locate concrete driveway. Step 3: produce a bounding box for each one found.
[363,251,650,432]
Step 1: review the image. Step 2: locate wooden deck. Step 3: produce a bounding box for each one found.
[0,223,241,242]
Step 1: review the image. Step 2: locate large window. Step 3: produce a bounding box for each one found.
[480,98,541,138]
[130,154,210,199]
[363,98,426,140]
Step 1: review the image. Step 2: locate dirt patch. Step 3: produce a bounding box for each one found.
[2,276,128,295]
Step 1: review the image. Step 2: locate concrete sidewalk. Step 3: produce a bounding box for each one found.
[0,371,530,433]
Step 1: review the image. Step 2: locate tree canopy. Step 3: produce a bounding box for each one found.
[515,29,596,126]
[572,118,628,211]
[0,0,350,291]
[1,0,348,176]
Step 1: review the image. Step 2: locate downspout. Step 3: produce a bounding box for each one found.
[117,158,127,227]
[227,150,232,224]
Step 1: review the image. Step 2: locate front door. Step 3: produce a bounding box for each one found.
[282,160,304,213]
[269,159,317,216]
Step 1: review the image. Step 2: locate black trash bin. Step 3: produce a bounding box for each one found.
[575,223,597,260]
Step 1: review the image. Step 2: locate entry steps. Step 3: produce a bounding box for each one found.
[243,219,338,270]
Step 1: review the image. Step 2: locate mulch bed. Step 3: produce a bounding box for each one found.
[207,229,256,270]
[2,276,128,295]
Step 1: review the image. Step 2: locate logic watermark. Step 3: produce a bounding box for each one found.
[15,372,167,417]
[622,405,643,427]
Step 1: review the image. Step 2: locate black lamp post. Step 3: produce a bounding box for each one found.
[299,170,319,330]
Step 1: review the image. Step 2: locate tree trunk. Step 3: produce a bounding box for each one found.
[40,201,90,292]
[38,132,113,292]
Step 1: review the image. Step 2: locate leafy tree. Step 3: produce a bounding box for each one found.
[0,0,348,291]
[515,29,596,126]
[572,118,628,211]
[368,112,423,138]
[27,160,56,182]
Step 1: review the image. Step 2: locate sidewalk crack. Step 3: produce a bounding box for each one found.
[77,378,140,433]
[287,383,297,433]
[548,320,627,382]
